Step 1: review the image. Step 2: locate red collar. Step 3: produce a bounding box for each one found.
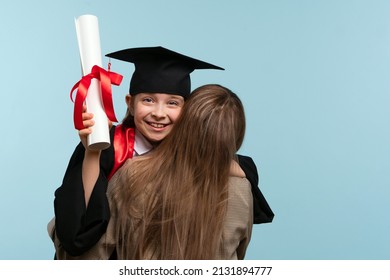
[108,124,135,180]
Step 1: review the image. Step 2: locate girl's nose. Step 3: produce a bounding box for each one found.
[151,104,166,119]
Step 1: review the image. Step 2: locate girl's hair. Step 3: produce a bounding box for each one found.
[112,84,246,259]
[121,101,135,129]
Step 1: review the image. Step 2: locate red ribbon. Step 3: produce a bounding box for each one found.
[70,65,123,130]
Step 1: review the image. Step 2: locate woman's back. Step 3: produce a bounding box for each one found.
[107,168,253,260]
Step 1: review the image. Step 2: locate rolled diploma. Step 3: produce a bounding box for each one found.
[75,15,110,150]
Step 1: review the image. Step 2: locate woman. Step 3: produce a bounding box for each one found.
[108,84,253,259]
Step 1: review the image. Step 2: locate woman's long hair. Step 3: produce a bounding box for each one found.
[112,84,246,259]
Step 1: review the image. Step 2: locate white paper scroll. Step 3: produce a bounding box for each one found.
[75,15,110,150]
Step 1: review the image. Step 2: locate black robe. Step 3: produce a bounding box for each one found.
[53,127,274,256]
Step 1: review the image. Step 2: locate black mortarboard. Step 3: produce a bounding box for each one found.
[105,46,224,98]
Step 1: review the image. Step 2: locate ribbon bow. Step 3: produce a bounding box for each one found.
[70,65,123,130]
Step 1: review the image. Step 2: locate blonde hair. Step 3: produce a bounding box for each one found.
[112,84,246,259]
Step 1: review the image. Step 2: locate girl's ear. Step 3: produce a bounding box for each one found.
[125,94,134,115]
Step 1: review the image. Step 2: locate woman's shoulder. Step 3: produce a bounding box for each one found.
[228,177,252,206]
[228,176,251,188]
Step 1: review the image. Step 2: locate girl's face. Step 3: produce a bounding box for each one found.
[128,93,185,144]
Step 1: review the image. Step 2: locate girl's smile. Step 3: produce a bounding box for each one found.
[129,93,184,143]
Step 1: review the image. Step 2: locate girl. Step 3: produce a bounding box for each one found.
[51,47,225,258]
[50,47,274,259]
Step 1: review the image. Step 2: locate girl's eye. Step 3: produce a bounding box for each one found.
[142,97,153,103]
[168,100,179,106]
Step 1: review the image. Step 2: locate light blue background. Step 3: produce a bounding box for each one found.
[1,0,389,260]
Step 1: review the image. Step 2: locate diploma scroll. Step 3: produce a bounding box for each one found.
[75,15,110,150]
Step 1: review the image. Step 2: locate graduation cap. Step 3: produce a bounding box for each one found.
[105,46,224,99]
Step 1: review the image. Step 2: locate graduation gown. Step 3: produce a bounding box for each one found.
[52,126,274,257]
[236,155,274,224]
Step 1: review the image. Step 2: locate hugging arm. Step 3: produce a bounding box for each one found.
[237,154,274,224]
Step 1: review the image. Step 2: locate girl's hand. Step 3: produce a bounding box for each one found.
[78,105,95,150]
[230,160,246,178]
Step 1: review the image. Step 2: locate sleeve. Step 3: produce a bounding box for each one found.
[224,177,253,260]
[237,154,275,224]
[234,179,254,260]
[53,127,116,256]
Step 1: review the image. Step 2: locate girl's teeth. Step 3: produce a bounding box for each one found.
[151,123,165,128]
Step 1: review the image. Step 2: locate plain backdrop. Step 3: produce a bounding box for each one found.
[1,0,389,259]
